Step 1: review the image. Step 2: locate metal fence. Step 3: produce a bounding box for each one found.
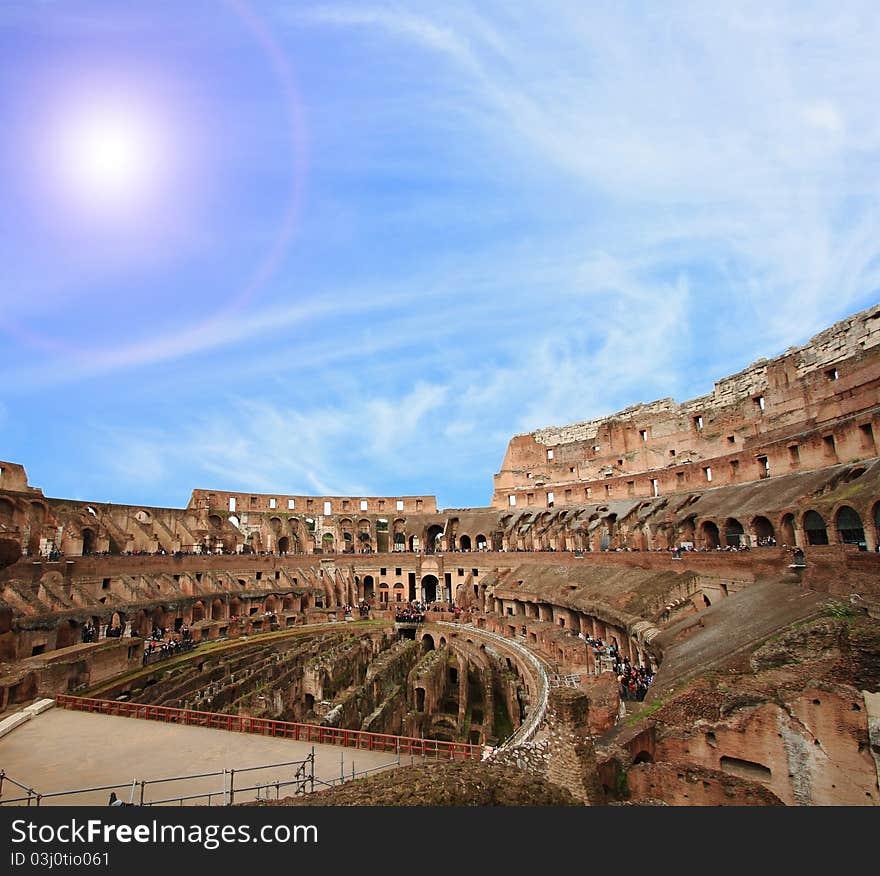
[55,694,482,761]
[1,745,417,807]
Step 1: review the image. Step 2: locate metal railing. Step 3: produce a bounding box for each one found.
[0,770,41,806]
[0,754,316,807]
[2,745,418,807]
[55,695,482,761]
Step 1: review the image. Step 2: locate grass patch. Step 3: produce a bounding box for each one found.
[625,694,668,726]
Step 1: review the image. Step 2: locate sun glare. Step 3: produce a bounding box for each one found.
[53,102,165,213]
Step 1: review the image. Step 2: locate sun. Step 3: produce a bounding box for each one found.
[53,101,165,213]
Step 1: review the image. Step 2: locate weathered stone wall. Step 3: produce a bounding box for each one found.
[651,687,878,806]
[626,762,784,805]
[493,304,880,508]
[332,638,421,734]
[545,687,604,805]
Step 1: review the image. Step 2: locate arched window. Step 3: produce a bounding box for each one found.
[835,506,865,549]
[699,521,720,549]
[803,511,828,546]
[723,518,744,547]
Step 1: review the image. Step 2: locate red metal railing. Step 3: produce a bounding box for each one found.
[55,695,482,761]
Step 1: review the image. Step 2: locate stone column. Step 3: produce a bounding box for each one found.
[865,525,878,553]
[546,688,603,805]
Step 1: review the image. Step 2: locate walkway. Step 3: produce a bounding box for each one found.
[0,707,399,806]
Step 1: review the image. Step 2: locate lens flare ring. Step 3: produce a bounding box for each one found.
[6,0,307,365]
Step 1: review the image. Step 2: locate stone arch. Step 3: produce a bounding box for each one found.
[751,516,774,543]
[229,597,243,619]
[723,518,745,547]
[422,633,435,652]
[27,501,47,554]
[321,532,335,553]
[699,520,720,549]
[286,519,304,553]
[56,619,78,650]
[81,528,97,556]
[475,534,487,550]
[131,609,150,637]
[459,534,472,551]
[425,524,444,554]
[277,536,290,554]
[835,506,865,548]
[392,518,406,552]
[0,496,14,523]
[192,600,206,623]
[803,510,828,545]
[264,594,277,613]
[421,574,439,603]
[357,519,372,552]
[679,514,696,546]
[654,522,675,550]
[780,513,796,547]
[151,605,168,631]
[265,517,282,550]
[363,575,375,599]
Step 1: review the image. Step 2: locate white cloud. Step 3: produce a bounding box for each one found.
[803,101,844,135]
[289,1,880,347]
[9,2,880,508]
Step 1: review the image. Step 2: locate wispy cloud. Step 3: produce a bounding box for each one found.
[96,381,449,502]
[288,0,880,338]
[4,2,879,508]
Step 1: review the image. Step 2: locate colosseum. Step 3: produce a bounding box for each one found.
[1,303,878,807]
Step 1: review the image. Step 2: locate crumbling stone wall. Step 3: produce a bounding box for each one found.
[626,762,784,805]
[546,687,604,804]
[493,304,880,508]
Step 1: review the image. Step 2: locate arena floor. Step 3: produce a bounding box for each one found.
[0,707,401,806]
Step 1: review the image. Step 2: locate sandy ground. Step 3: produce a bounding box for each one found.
[0,708,402,806]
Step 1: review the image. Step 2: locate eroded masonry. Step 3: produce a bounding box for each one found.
[1,304,879,806]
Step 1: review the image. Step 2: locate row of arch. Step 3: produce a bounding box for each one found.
[687,505,874,550]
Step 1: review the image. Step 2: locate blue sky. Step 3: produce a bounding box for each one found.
[1,1,879,509]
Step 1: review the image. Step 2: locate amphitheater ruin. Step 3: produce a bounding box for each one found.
[1,303,878,806]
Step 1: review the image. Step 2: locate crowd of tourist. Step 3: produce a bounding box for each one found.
[392,600,464,623]
[615,658,654,702]
[580,635,654,701]
[80,620,124,643]
[142,624,194,665]
[395,602,427,623]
